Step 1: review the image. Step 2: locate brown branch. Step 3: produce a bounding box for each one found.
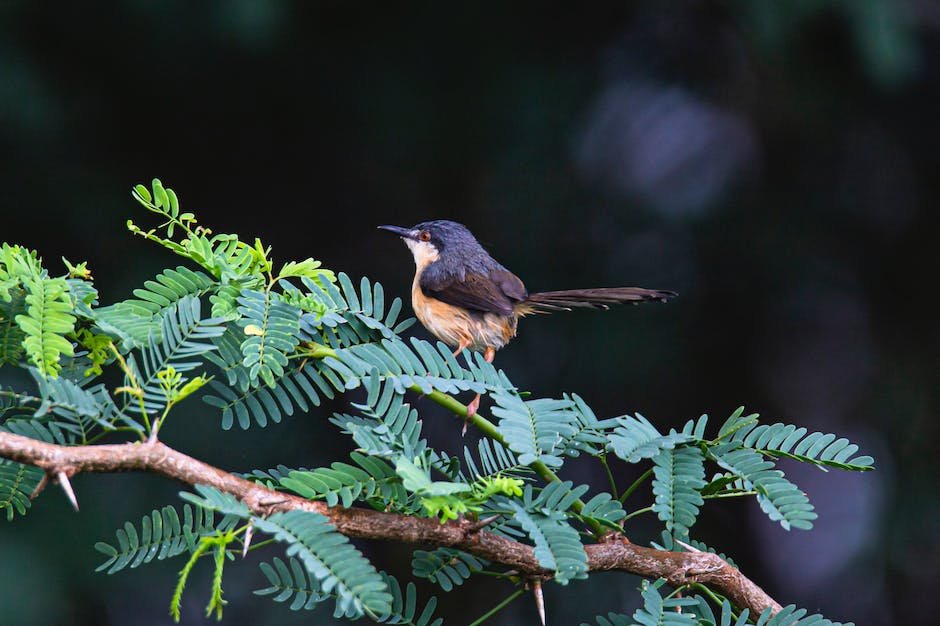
[0,431,782,616]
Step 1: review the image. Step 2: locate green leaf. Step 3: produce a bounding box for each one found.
[178,484,250,519]
[125,266,215,316]
[491,390,578,468]
[255,556,332,612]
[395,457,470,497]
[94,503,218,574]
[376,573,443,626]
[731,422,874,471]
[0,459,45,521]
[237,289,301,387]
[252,510,392,618]
[255,564,442,625]
[651,445,706,540]
[16,276,76,377]
[128,295,226,414]
[0,288,27,365]
[132,183,152,204]
[607,413,692,463]
[278,453,405,509]
[631,579,698,626]
[653,531,738,569]
[411,548,484,592]
[756,604,855,626]
[579,491,627,527]
[709,443,817,531]
[277,258,334,284]
[152,178,169,209]
[506,501,587,584]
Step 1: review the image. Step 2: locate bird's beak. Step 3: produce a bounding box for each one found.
[377,225,415,239]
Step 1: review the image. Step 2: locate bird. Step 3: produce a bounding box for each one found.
[378,220,676,418]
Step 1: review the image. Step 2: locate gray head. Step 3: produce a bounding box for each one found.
[377,220,501,275]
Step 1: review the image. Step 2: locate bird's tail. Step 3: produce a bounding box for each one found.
[518,287,677,315]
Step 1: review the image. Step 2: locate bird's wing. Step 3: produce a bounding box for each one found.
[420,266,527,317]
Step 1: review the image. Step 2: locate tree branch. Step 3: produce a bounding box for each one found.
[0,431,782,616]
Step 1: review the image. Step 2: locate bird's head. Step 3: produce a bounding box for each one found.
[378,220,484,268]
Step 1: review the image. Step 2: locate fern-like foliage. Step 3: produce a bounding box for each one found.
[507,501,587,584]
[607,413,692,463]
[95,266,216,349]
[256,560,441,625]
[237,289,302,387]
[411,548,485,591]
[277,453,408,509]
[708,442,817,531]
[322,336,502,398]
[583,613,632,626]
[689,598,752,626]
[16,275,77,377]
[300,273,415,346]
[730,422,874,471]
[755,604,854,626]
[501,483,589,584]
[251,510,392,618]
[558,393,615,457]
[376,573,443,626]
[689,598,856,626]
[94,503,221,574]
[178,483,252,519]
[490,390,579,468]
[255,555,334,613]
[651,446,706,541]
[126,296,225,414]
[333,391,432,458]
[31,370,136,440]
[461,438,527,482]
[0,459,44,521]
[576,492,625,530]
[583,579,699,626]
[0,289,26,365]
[128,266,216,316]
[203,319,341,430]
[653,531,738,569]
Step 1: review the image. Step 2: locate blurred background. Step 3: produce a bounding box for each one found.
[1,1,938,624]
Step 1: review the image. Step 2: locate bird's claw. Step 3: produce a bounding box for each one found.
[466,394,480,417]
[463,393,481,436]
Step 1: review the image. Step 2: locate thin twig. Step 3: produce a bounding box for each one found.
[468,588,525,626]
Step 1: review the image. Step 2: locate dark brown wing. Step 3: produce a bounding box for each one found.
[420,267,527,317]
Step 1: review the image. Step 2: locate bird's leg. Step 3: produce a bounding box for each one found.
[452,338,472,358]
[463,347,495,433]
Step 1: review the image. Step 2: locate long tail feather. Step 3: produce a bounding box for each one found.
[519,287,677,314]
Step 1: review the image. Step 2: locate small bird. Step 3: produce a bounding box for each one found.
[379,220,676,417]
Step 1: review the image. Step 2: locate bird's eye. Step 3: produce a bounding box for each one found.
[419,230,431,242]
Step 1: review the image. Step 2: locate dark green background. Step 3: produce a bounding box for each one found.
[1,2,937,625]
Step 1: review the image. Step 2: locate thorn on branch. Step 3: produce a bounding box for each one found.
[675,539,702,553]
[30,473,49,499]
[466,514,500,533]
[55,471,79,512]
[531,579,546,626]
[257,497,289,514]
[242,523,254,558]
[600,530,630,544]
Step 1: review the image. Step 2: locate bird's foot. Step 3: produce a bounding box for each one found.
[463,393,482,436]
[467,393,481,417]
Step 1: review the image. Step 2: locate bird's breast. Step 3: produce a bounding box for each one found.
[411,277,517,352]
